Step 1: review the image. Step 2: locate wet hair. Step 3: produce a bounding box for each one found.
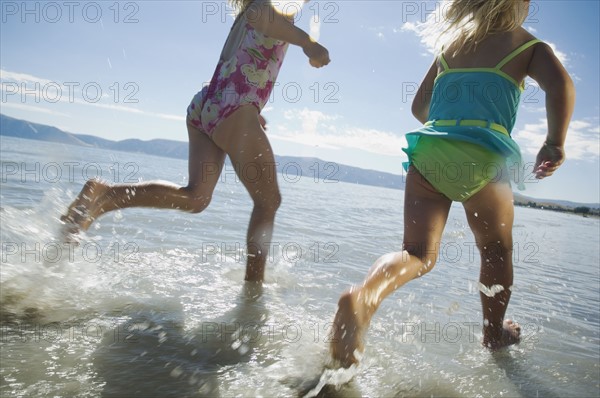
[443,0,529,53]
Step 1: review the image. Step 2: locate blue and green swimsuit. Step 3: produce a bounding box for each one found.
[403,39,542,202]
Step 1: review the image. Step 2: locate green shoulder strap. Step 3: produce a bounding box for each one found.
[439,52,451,71]
[495,39,543,70]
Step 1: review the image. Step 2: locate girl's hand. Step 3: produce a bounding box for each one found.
[303,41,330,68]
[247,2,330,68]
[534,143,565,179]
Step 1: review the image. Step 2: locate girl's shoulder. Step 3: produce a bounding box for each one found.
[513,27,540,44]
[512,28,553,60]
[438,28,547,71]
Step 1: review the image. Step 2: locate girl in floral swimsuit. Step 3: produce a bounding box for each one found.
[187,5,289,137]
[62,0,330,282]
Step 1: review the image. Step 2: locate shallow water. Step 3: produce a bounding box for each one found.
[1,136,599,397]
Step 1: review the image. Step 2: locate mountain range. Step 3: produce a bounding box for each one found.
[1,113,598,210]
[0,113,404,190]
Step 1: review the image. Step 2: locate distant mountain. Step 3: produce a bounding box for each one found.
[0,113,404,190]
[0,113,89,146]
[1,113,597,210]
[71,133,119,148]
[513,193,599,211]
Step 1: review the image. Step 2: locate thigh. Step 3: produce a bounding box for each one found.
[403,167,453,263]
[211,106,280,205]
[187,121,226,192]
[462,174,514,248]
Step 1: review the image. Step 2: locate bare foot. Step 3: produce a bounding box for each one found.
[330,288,369,368]
[60,179,109,239]
[483,319,521,349]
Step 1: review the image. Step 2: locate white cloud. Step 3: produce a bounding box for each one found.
[513,118,600,161]
[514,120,551,155]
[0,69,53,85]
[398,8,571,67]
[545,41,569,65]
[0,69,185,122]
[400,20,440,55]
[364,25,388,40]
[0,102,69,117]
[400,22,419,34]
[522,104,546,114]
[272,108,405,156]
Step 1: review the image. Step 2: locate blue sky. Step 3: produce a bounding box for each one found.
[1,1,599,203]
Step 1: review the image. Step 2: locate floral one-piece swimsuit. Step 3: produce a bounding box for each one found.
[187,9,289,136]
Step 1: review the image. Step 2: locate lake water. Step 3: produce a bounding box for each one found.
[1,136,598,397]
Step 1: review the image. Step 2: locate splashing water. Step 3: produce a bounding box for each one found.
[478,283,505,298]
[1,137,599,397]
[302,364,359,397]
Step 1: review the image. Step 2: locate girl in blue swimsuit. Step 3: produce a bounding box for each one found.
[331,0,575,367]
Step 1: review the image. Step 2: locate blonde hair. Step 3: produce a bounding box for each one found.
[228,0,254,13]
[443,0,529,53]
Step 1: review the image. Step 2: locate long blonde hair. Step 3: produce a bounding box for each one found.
[442,0,529,53]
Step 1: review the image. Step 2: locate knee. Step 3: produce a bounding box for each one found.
[253,190,282,214]
[188,193,212,214]
[403,243,439,276]
[477,240,513,266]
[415,255,437,277]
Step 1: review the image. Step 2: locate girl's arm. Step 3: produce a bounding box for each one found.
[246,0,330,67]
[411,60,438,124]
[527,43,576,178]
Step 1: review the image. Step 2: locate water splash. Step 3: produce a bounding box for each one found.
[478,283,505,298]
[301,363,359,398]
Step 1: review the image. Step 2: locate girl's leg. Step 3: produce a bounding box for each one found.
[462,175,520,349]
[62,122,226,234]
[331,167,452,367]
[211,106,281,282]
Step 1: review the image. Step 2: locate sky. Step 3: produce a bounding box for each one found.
[1,0,599,204]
